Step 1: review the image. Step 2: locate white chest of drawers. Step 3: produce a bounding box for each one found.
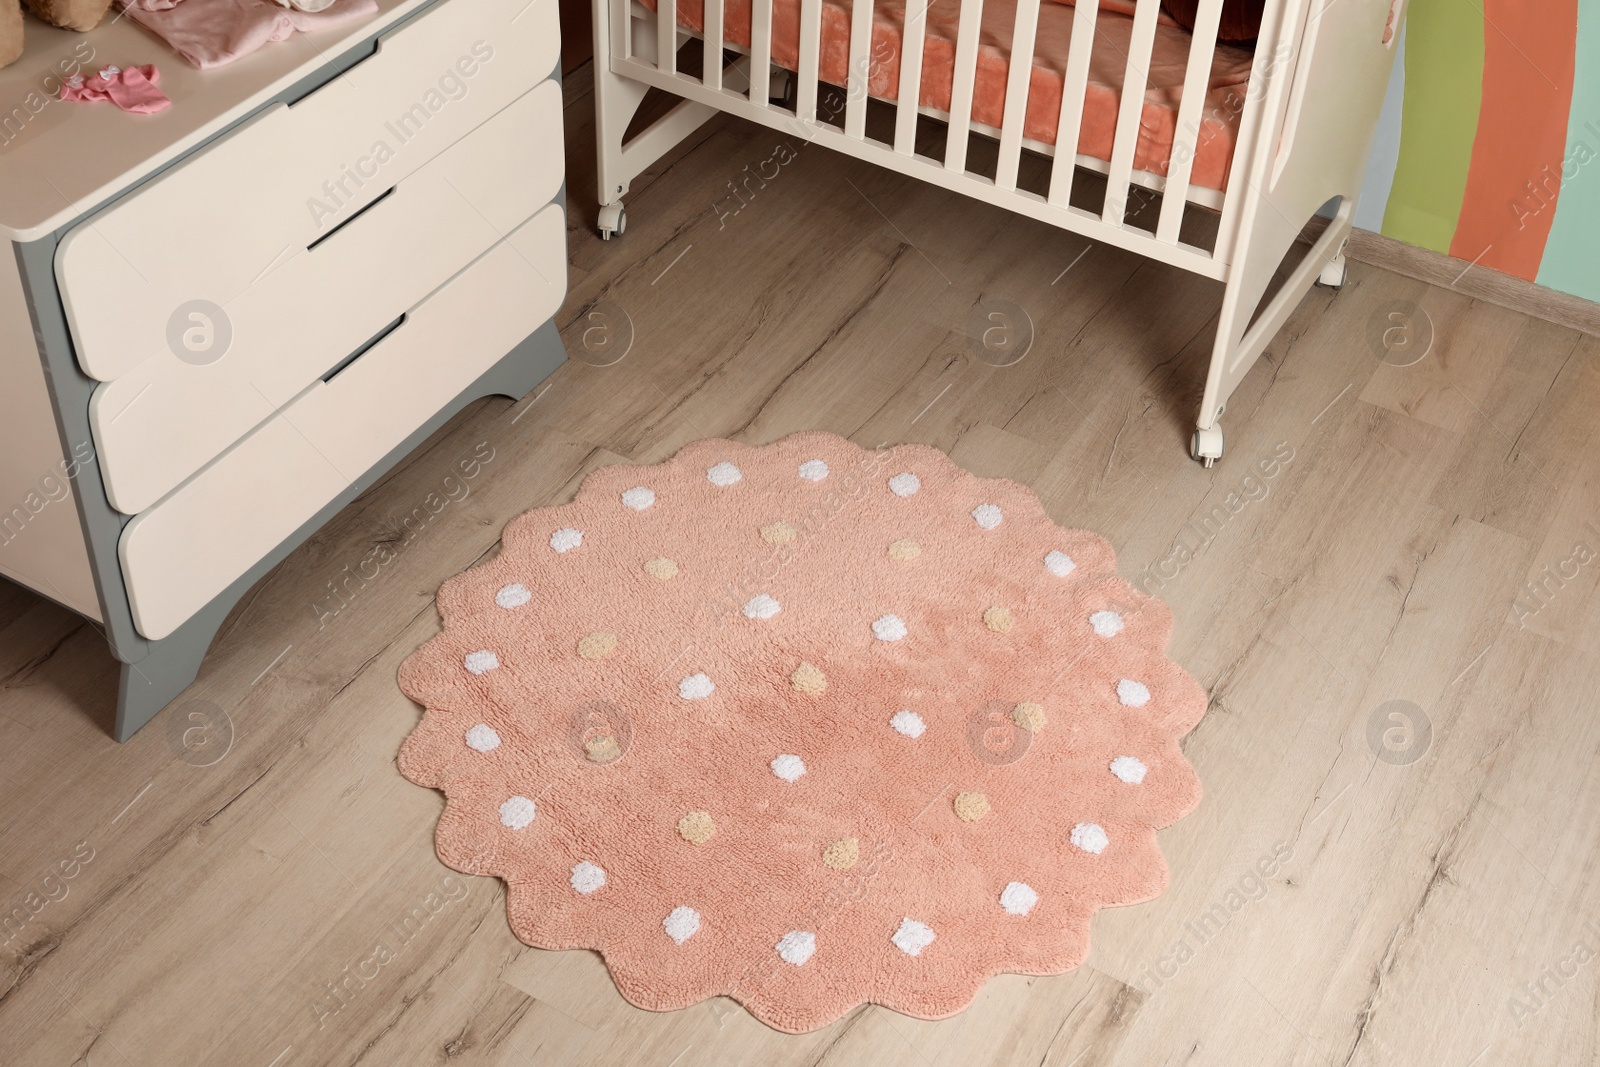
[0,0,568,740]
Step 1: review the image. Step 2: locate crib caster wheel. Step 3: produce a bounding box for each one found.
[1317,255,1347,288]
[598,203,627,241]
[1191,425,1224,468]
[769,69,792,105]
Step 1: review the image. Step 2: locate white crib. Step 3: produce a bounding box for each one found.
[590,0,1406,464]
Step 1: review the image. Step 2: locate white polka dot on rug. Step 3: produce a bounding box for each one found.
[464,650,499,675]
[777,930,816,966]
[550,527,583,553]
[1116,678,1151,707]
[707,462,743,487]
[1110,756,1148,784]
[499,795,536,830]
[664,906,701,945]
[972,503,1003,530]
[770,754,807,782]
[743,594,781,620]
[999,881,1039,916]
[679,673,715,700]
[1070,822,1109,854]
[889,472,921,497]
[465,724,501,752]
[798,459,829,481]
[873,614,908,642]
[891,710,926,738]
[621,486,655,510]
[495,583,532,609]
[570,861,606,895]
[892,917,937,957]
[1044,550,1076,578]
[1090,610,1124,637]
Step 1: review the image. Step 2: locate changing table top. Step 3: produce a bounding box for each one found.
[0,0,430,243]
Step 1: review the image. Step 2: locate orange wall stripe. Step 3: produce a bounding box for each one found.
[1449,0,1579,279]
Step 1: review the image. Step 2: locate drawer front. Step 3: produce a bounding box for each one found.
[56,0,559,384]
[88,80,564,516]
[119,204,567,642]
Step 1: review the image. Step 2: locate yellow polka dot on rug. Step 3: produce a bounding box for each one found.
[822,836,860,871]
[397,431,1207,1034]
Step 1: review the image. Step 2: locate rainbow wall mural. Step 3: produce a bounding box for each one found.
[1354,0,1600,305]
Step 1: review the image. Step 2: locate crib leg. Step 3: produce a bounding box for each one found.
[592,0,649,226]
[1317,239,1349,288]
[1192,274,1250,468]
[591,0,720,239]
[594,63,649,214]
[1193,199,1355,466]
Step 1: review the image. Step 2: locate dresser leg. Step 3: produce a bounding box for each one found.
[485,318,567,401]
[117,649,207,743]
[112,595,233,742]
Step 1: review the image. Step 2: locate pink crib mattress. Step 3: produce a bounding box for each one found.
[641,0,1256,192]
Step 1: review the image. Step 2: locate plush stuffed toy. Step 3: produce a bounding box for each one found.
[22,0,115,33]
[2,0,23,69]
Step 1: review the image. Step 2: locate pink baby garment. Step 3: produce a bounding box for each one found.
[118,0,378,70]
[59,65,173,113]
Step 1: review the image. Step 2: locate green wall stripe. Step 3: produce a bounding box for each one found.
[1537,0,1600,302]
[1381,0,1485,253]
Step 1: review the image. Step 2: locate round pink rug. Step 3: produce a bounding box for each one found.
[398,431,1206,1033]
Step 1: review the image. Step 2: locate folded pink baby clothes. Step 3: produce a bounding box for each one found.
[59,66,173,113]
[118,0,378,70]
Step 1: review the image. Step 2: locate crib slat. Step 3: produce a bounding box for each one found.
[1101,0,1162,225]
[798,0,823,123]
[1045,0,1100,207]
[994,0,1041,190]
[893,0,928,154]
[658,0,677,75]
[844,0,874,138]
[1155,0,1222,242]
[704,0,724,90]
[750,0,774,103]
[943,0,986,172]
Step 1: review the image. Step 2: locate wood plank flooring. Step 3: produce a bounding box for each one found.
[3,67,1599,1066]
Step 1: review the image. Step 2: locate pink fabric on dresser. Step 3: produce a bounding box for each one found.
[59,65,174,112]
[642,0,1254,191]
[118,0,378,69]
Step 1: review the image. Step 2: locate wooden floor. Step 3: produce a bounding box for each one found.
[5,68,1600,1067]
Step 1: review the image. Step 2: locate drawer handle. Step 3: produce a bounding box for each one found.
[323,314,408,383]
[308,186,397,251]
[285,0,436,109]
[286,36,382,108]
